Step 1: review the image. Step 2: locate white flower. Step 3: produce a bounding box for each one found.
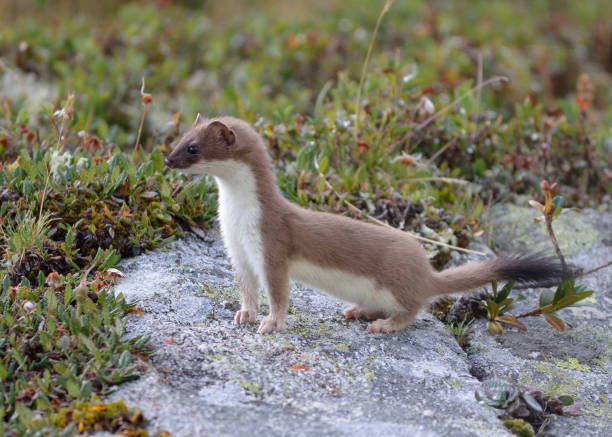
[76,157,89,172]
[22,300,36,311]
[49,149,72,177]
[418,97,435,116]
[53,108,69,120]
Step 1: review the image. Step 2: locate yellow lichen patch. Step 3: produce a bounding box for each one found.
[553,357,591,372]
[524,363,583,398]
[334,343,350,353]
[363,368,375,381]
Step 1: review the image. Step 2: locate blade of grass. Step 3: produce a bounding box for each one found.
[353,0,394,144]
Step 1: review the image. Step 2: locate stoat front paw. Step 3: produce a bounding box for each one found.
[234,309,257,324]
[257,317,286,334]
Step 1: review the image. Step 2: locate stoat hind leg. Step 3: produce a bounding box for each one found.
[343,305,386,321]
[368,308,419,334]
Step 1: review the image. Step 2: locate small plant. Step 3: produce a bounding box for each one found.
[528,179,568,275]
[516,278,593,332]
[482,180,594,335]
[484,272,593,336]
[476,378,581,436]
[0,211,54,270]
[32,396,147,435]
[483,279,524,335]
[447,317,474,347]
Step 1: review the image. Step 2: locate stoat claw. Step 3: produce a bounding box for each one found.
[234,309,257,324]
[343,306,361,319]
[368,318,395,334]
[344,306,384,321]
[257,317,286,334]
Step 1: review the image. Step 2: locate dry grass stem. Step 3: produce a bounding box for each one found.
[353,0,394,143]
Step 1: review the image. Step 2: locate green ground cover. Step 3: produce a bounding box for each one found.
[0,0,610,434]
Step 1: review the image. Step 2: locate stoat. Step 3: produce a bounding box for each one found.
[165,115,563,334]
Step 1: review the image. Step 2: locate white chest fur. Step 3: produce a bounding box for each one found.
[215,161,266,284]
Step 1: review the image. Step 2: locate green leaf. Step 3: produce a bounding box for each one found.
[552,279,569,305]
[317,176,327,193]
[65,227,74,249]
[549,291,594,311]
[539,290,554,307]
[485,298,499,318]
[496,280,515,303]
[65,378,80,398]
[552,195,564,211]
[151,148,165,173]
[64,283,73,305]
[46,288,57,312]
[318,155,329,174]
[558,395,574,406]
[79,380,93,399]
[118,350,132,368]
[79,334,98,356]
[16,107,29,124]
[522,393,543,413]
[497,298,514,308]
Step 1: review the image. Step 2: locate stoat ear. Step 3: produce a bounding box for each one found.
[207,121,236,147]
[193,113,203,127]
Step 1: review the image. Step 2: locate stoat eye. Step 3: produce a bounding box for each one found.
[187,144,199,154]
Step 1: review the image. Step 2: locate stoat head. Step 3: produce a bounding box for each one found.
[165,114,238,176]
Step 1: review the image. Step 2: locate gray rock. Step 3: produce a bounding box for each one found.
[108,207,611,436]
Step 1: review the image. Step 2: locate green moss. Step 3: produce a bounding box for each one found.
[503,419,534,437]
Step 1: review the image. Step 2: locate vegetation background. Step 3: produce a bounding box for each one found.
[0,0,610,434]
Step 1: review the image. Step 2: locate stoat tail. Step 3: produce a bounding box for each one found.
[433,254,566,296]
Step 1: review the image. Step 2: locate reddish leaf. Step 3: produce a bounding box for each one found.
[575,96,591,111]
[289,364,309,371]
[488,320,504,336]
[544,314,565,332]
[357,142,370,155]
[103,204,114,220]
[127,307,144,315]
[497,316,527,331]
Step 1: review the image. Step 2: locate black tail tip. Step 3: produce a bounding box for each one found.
[495,254,573,287]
